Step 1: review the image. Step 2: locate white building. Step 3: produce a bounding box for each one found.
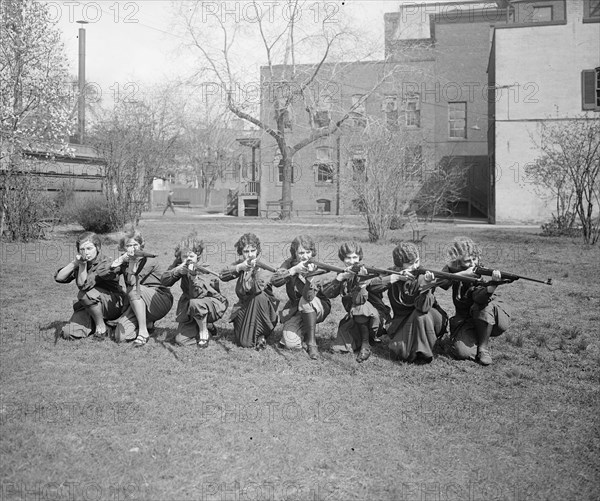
[489,0,600,223]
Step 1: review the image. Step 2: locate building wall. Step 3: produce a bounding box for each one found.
[258,58,436,215]
[432,10,506,215]
[492,0,600,222]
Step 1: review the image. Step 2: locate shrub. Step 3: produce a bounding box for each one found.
[541,213,582,238]
[70,197,117,234]
[0,173,58,241]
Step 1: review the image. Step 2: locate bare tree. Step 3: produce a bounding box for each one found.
[414,158,468,222]
[178,100,240,207]
[0,0,74,240]
[526,117,600,244]
[346,122,425,242]
[90,86,181,228]
[175,0,394,219]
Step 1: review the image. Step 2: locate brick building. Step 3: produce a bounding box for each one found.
[243,1,508,218]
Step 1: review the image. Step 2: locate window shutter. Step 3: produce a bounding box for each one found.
[582,70,597,110]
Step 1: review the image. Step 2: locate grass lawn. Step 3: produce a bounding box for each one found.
[1,210,599,501]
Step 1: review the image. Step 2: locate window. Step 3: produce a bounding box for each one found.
[507,5,515,22]
[313,109,331,128]
[532,6,553,22]
[316,199,331,214]
[351,156,366,182]
[350,94,367,128]
[274,97,293,130]
[584,0,600,21]
[582,68,600,111]
[405,94,421,128]
[315,146,334,183]
[382,95,398,128]
[448,102,467,139]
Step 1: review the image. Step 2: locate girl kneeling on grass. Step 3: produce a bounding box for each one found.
[271,235,331,359]
[322,241,390,363]
[372,242,448,363]
[220,233,279,350]
[110,229,173,346]
[160,233,228,348]
[439,236,511,366]
[54,232,125,340]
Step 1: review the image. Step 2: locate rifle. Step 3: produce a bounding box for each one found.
[307,260,378,279]
[133,250,158,258]
[413,267,484,286]
[474,266,552,286]
[361,264,411,278]
[186,261,222,279]
[245,259,277,273]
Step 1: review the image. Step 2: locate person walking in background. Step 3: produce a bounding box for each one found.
[162,190,175,216]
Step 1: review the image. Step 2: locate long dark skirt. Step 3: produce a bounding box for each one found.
[231,293,278,348]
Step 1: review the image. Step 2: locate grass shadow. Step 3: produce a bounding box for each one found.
[38,320,67,345]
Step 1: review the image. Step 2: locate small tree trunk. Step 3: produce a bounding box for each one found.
[281,156,293,220]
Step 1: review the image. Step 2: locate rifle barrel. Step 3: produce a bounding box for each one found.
[475,266,552,285]
[415,268,482,285]
[308,260,346,274]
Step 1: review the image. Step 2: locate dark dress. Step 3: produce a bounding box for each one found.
[161,261,228,345]
[221,262,279,348]
[439,265,511,360]
[322,267,390,352]
[372,273,447,362]
[54,254,125,339]
[271,258,331,348]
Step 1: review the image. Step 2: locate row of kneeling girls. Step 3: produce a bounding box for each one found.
[55,231,510,366]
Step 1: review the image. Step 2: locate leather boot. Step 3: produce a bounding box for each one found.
[356,320,372,363]
[302,310,319,360]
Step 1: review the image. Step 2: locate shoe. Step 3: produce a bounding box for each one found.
[198,339,209,349]
[133,334,149,346]
[306,343,319,360]
[255,335,267,351]
[477,348,492,366]
[356,347,371,363]
[92,330,107,341]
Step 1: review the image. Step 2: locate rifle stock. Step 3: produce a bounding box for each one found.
[474,266,552,285]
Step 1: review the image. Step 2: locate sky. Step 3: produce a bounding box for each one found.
[47,0,488,105]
